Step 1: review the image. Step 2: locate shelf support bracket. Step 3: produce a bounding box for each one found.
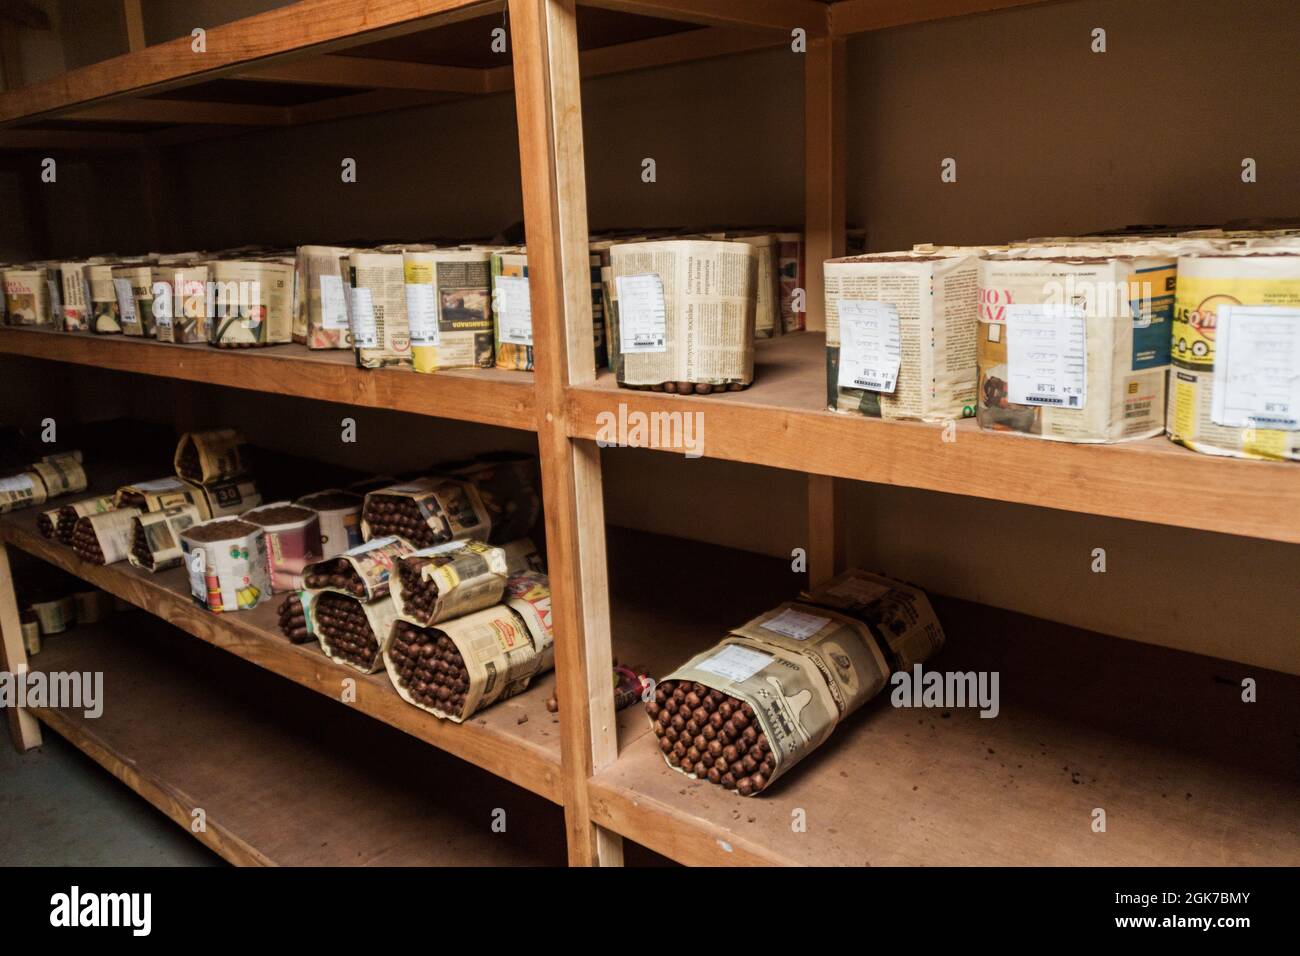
[510,0,623,867]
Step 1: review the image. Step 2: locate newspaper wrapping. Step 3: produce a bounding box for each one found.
[383,571,555,722]
[180,518,271,612]
[777,232,806,333]
[303,536,413,602]
[114,476,206,513]
[1168,250,1300,460]
[501,536,544,574]
[348,251,411,368]
[491,248,533,370]
[0,472,46,514]
[174,429,247,484]
[2,267,54,326]
[609,239,758,387]
[733,233,782,339]
[293,489,363,558]
[128,504,204,572]
[38,507,63,538]
[824,252,980,422]
[390,539,509,626]
[180,477,262,519]
[243,502,324,592]
[208,259,294,347]
[86,264,123,334]
[31,454,87,498]
[111,264,156,337]
[56,495,115,543]
[654,572,945,793]
[403,248,495,372]
[441,452,541,544]
[293,244,354,349]
[59,262,93,331]
[73,508,143,564]
[151,264,210,343]
[360,478,492,549]
[977,253,1174,442]
[309,591,399,674]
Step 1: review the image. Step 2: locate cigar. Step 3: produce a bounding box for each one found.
[302,557,366,597]
[646,679,772,795]
[314,591,381,669]
[362,495,444,548]
[276,593,313,644]
[388,620,469,719]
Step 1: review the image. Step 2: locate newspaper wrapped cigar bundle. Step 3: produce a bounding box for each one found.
[392,539,509,627]
[151,264,210,343]
[404,248,495,373]
[0,451,86,515]
[207,259,294,348]
[2,266,55,326]
[276,591,314,644]
[293,245,354,350]
[242,502,323,592]
[309,590,398,673]
[114,475,206,513]
[174,429,248,485]
[56,495,116,543]
[383,572,554,722]
[648,570,945,796]
[181,476,261,519]
[360,477,491,549]
[128,504,203,572]
[293,489,363,558]
[609,239,757,393]
[71,508,142,565]
[180,518,270,613]
[302,535,412,602]
[111,264,155,337]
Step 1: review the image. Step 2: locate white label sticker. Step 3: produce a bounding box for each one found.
[349,287,377,348]
[496,275,533,346]
[617,273,667,353]
[319,274,350,331]
[1212,305,1300,430]
[1006,303,1087,408]
[760,607,832,641]
[0,474,36,494]
[113,279,138,324]
[404,282,440,347]
[697,644,773,683]
[837,300,902,392]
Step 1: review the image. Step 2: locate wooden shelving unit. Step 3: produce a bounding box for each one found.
[1,0,1296,868]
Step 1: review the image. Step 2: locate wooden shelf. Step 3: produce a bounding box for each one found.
[593,530,1300,866]
[0,328,536,431]
[1,495,564,804]
[28,619,567,865]
[566,332,1300,545]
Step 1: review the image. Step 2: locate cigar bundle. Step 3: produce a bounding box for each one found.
[207,259,295,348]
[647,570,944,796]
[383,571,554,722]
[174,429,247,485]
[114,476,206,513]
[71,508,143,565]
[293,489,363,558]
[302,536,411,602]
[442,453,541,544]
[182,476,262,519]
[392,539,508,627]
[276,591,314,644]
[360,478,490,549]
[242,502,323,592]
[128,504,203,572]
[55,496,116,543]
[180,518,270,613]
[151,264,210,343]
[293,245,354,349]
[309,589,398,673]
[2,452,87,516]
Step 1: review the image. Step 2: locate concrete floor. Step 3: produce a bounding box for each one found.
[0,731,222,866]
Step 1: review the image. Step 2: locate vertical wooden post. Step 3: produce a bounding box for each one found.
[509,0,622,867]
[803,23,845,332]
[123,0,146,52]
[807,474,844,587]
[0,543,42,751]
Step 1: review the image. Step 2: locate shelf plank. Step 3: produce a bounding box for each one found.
[0,0,491,125]
[28,621,567,865]
[0,328,536,431]
[581,0,829,34]
[829,0,1051,36]
[565,332,1300,544]
[594,529,1300,866]
[1,502,564,804]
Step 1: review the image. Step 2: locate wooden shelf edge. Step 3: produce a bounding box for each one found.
[829,0,1053,36]
[564,384,1300,545]
[0,329,537,432]
[30,706,275,866]
[580,0,829,34]
[2,522,564,804]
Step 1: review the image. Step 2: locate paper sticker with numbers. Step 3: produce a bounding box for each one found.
[617,273,667,353]
[349,287,378,348]
[837,300,901,392]
[113,279,137,323]
[404,282,439,346]
[1212,305,1300,430]
[496,275,533,346]
[1006,303,1087,408]
[697,644,773,683]
[319,275,350,331]
[760,607,832,641]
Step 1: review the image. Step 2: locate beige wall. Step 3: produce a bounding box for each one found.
[4,0,1298,673]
